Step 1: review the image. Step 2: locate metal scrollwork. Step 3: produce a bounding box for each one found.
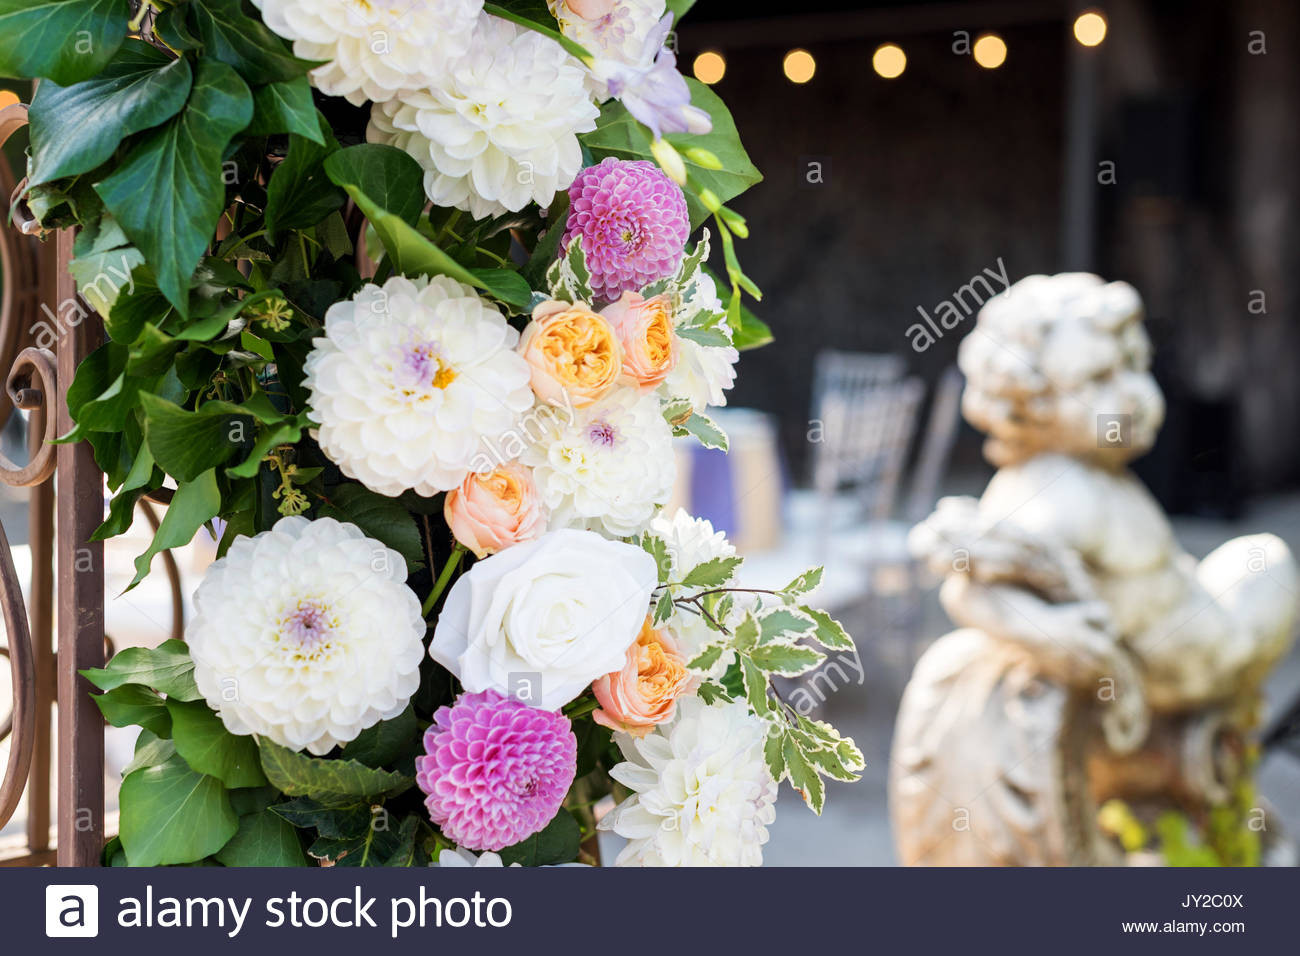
[0,518,36,830]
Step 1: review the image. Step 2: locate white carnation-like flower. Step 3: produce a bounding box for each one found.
[549,0,665,97]
[661,272,739,412]
[304,274,534,497]
[252,0,483,105]
[367,16,599,219]
[523,386,675,538]
[187,516,425,755]
[600,699,778,866]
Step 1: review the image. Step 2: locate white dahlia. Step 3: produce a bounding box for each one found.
[661,272,739,412]
[600,699,778,866]
[252,0,483,105]
[367,16,599,219]
[304,275,534,497]
[523,387,675,538]
[187,516,425,755]
[648,509,739,673]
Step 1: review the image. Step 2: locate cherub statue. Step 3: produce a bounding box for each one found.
[891,273,1297,865]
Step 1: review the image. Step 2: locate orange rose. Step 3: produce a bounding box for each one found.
[592,617,695,736]
[518,300,623,407]
[444,462,546,558]
[601,291,679,392]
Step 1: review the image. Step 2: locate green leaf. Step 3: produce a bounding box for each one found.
[739,654,772,718]
[482,3,594,64]
[130,469,222,589]
[676,324,733,349]
[319,483,425,572]
[270,797,372,839]
[677,410,729,451]
[545,236,592,304]
[96,59,254,315]
[0,0,128,86]
[122,731,177,777]
[749,642,825,677]
[756,607,816,644]
[226,420,302,479]
[733,613,759,652]
[339,705,419,770]
[68,221,144,317]
[118,751,238,866]
[584,79,763,228]
[468,267,533,310]
[640,532,672,582]
[764,726,787,783]
[687,643,725,673]
[28,39,193,186]
[92,684,173,737]
[168,699,268,788]
[783,735,826,814]
[780,566,823,598]
[80,639,201,701]
[247,76,323,142]
[679,555,742,588]
[803,606,854,651]
[191,0,313,85]
[522,192,567,287]
[259,739,414,807]
[323,145,424,226]
[216,808,308,866]
[264,120,344,238]
[497,809,582,866]
[652,589,674,625]
[140,392,250,482]
[800,737,862,783]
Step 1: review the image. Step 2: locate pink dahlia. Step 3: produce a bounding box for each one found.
[416,689,577,851]
[561,157,690,302]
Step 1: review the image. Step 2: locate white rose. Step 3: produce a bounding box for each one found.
[429,529,658,710]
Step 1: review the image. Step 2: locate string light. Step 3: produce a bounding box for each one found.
[973,33,1007,69]
[872,43,907,79]
[1073,11,1107,47]
[783,49,816,84]
[693,50,726,85]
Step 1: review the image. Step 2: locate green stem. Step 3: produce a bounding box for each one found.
[423,545,466,617]
[562,696,600,719]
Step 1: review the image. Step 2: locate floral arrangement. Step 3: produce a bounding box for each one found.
[5,0,861,866]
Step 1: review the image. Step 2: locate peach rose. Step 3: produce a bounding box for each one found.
[444,462,546,558]
[518,300,623,407]
[592,617,695,736]
[601,291,679,392]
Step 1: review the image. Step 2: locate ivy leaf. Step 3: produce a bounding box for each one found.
[247,76,323,142]
[323,144,425,226]
[264,116,342,238]
[191,0,314,85]
[80,638,201,701]
[497,809,582,866]
[129,468,222,589]
[783,735,826,814]
[319,483,426,572]
[270,798,372,839]
[118,752,238,865]
[96,59,254,315]
[0,0,128,86]
[583,79,762,228]
[680,555,742,588]
[28,39,193,187]
[259,739,414,807]
[749,642,825,677]
[339,705,419,770]
[167,699,268,789]
[803,606,854,651]
[140,393,248,481]
[216,808,308,867]
[91,684,173,738]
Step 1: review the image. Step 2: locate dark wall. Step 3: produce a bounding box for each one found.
[679,19,1067,481]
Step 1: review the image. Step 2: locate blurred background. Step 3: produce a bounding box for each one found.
[663,0,1300,863]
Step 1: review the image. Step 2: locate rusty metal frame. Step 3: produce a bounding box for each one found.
[0,100,106,866]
